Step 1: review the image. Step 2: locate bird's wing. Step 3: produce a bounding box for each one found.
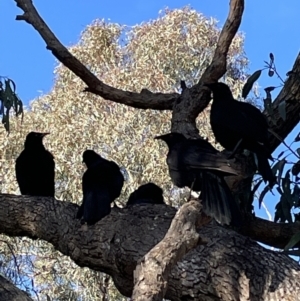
[182,145,238,176]
[40,151,55,197]
[237,102,269,141]
[213,102,268,144]
[15,152,32,194]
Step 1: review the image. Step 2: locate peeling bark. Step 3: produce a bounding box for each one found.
[132,201,209,301]
[0,195,300,300]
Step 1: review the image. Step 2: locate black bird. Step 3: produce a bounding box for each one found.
[155,132,241,226]
[206,82,275,187]
[76,150,124,225]
[15,132,55,197]
[126,182,165,206]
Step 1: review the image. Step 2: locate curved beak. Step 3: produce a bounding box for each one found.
[154,134,168,141]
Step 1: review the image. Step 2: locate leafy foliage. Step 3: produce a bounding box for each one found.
[243,54,300,228]
[0,77,23,132]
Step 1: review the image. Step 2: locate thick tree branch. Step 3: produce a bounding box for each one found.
[132,201,209,301]
[242,216,300,249]
[10,0,300,297]
[267,52,300,151]
[171,0,244,135]
[1,194,300,300]
[0,275,33,301]
[237,53,300,243]
[14,0,178,110]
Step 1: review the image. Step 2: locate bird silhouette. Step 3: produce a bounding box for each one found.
[206,82,275,187]
[156,132,241,226]
[15,132,55,197]
[127,182,165,206]
[77,150,124,225]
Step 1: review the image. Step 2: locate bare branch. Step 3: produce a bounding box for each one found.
[14,0,178,110]
[241,215,300,250]
[172,0,245,135]
[132,200,209,301]
[202,0,245,83]
[0,275,33,301]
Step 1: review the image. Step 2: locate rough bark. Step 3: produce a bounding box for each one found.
[0,194,300,301]
[8,0,300,299]
[0,274,33,301]
[266,52,300,151]
[132,201,209,301]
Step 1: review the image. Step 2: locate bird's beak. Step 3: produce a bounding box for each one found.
[41,132,50,138]
[154,134,166,141]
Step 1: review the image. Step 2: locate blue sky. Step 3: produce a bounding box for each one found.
[1,0,299,221]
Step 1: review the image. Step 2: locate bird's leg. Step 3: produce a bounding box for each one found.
[227,138,243,159]
[187,178,196,201]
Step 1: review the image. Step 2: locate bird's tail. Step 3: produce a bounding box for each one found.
[83,189,112,225]
[254,151,276,188]
[200,172,242,227]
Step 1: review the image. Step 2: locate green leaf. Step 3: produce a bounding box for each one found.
[277,151,284,159]
[272,158,286,178]
[284,232,300,251]
[282,170,291,195]
[7,79,16,93]
[274,201,283,222]
[292,185,300,207]
[258,185,271,208]
[264,86,276,92]
[3,80,14,109]
[292,161,300,176]
[263,97,273,117]
[242,70,262,98]
[268,70,274,77]
[278,101,286,121]
[280,194,292,223]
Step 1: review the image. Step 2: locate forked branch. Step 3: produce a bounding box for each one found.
[14,0,178,110]
[132,200,210,301]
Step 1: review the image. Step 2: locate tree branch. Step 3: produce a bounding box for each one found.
[0,275,33,301]
[1,194,300,300]
[267,52,300,151]
[241,215,300,249]
[171,0,244,135]
[132,200,209,301]
[14,0,178,110]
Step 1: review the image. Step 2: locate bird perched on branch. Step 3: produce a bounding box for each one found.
[77,150,124,225]
[126,182,165,206]
[155,132,241,226]
[206,82,275,187]
[15,132,55,197]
